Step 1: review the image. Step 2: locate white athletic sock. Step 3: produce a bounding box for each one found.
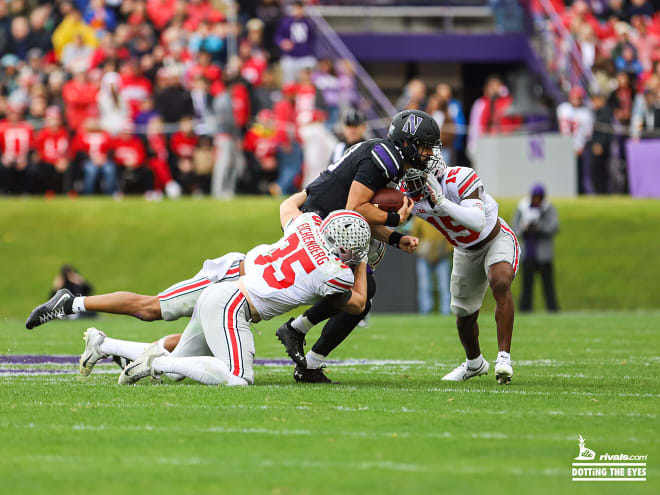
[497,351,511,362]
[152,355,247,386]
[72,297,86,314]
[305,350,326,369]
[466,354,484,369]
[291,315,314,334]
[99,338,148,361]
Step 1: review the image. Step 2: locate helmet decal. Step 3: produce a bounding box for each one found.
[402,114,423,135]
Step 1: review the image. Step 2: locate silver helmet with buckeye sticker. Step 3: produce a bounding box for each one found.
[319,210,371,266]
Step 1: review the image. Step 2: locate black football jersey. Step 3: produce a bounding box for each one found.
[303,138,404,218]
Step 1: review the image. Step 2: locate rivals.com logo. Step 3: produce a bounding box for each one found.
[571,435,647,482]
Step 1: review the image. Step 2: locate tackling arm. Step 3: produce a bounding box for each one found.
[328,262,367,315]
[279,191,307,230]
[434,190,486,233]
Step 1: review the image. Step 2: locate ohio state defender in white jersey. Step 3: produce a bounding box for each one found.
[117,210,370,387]
[411,166,499,249]
[242,212,357,320]
[404,164,520,384]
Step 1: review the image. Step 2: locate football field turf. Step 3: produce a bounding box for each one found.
[1,311,658,494]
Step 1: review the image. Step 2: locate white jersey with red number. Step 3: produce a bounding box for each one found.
[557,102,593,152]
[243,213,355,320]
[411,166,499,249]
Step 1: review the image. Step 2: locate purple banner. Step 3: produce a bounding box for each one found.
[338,33,528,62]
[626,140,660,198]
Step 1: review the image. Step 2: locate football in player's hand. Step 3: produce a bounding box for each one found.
[370,188,404,212]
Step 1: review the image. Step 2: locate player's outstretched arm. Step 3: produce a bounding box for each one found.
[433,189,486,233]
[330,262,367,315]
[279,191,307,230]
[371,225,419,254]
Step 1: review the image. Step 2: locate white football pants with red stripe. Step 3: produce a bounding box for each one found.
[157,253,244,321]
[155,281,255,385]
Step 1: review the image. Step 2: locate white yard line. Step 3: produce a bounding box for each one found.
[5,422,650,444]
[11,400,657,419]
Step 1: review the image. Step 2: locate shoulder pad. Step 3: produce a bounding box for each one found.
[370,140,403,180]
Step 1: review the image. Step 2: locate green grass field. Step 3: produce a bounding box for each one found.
[1,196,660,318]
[1,197,659,493]
[1,312,658,494]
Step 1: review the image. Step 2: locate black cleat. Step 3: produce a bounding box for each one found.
[112,355,132,370]
[25,289,74,329]
[276,318,307,368]
[293,365,339,384]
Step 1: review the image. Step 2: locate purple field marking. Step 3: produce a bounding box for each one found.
[0,369,78,375]
[0,355,80,364]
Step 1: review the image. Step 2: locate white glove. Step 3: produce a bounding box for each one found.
[425,173,445,207]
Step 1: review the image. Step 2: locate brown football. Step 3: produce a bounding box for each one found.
[370,187,404,212]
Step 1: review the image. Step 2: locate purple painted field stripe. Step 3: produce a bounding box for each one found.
[0,369,78,375]
[0,355,80,364]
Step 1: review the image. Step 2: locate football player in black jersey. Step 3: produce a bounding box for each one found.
[276,109,444,383]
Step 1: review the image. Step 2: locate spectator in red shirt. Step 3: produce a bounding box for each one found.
[144,116,181,198]
[146,0,177,32]
[223,57,251,132]
[480,78,523,135]
[186,49,222,95]
[34,106,72,193]
[169,115,199,193]
[119,58,153,119]
[0,102,34,194]
[112,122,153,194]
[71,117,116,195]
[62,65,99,131]
[272,82,303,195]
[241,109,280,195]
[239,39,267,87]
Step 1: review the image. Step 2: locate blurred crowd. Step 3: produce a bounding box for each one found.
[0,0,360,197]
[397,74,527,170]
[533,0,660,193]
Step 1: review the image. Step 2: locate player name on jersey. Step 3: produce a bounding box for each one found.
[296,216,329,266]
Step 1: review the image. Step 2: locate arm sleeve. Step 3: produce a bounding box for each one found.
[319,267,355,297]
[436,198,486,233]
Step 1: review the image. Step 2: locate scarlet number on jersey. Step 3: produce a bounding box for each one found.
[445,168,460,184]
[427,216,480,245]
[255,233,316,289]
[254,233,299,264]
